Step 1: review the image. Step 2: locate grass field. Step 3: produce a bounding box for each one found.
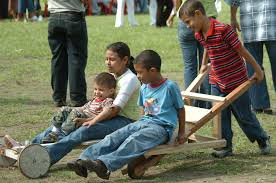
[0,2,276,183]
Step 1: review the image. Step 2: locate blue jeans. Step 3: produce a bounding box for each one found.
[244,41,276,110]
[48,12,88,104]
[211,84,268,149]
[32,116,133,165]
[178,20,211,108]
[18,0,34,13]
[79,119,168,171]
[33,0,41,11]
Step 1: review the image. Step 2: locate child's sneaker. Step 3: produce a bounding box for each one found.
[42,132,58,143]
[258,136,272,155]
[31,15,38,22]
[38,15,43,22]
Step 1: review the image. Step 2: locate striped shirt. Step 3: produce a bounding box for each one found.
[225,0,276,43]
[195,19,248,93]
[78,98,114,118]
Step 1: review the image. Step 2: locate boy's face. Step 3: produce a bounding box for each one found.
[134,63,156,84]
[93,83,115,100]
[180,10,203,33]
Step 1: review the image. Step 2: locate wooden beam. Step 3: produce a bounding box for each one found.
[144,139,226,157]
[185,79,255,138]
[185,64,210,92]
[182,92,226,102]
[185,105,211,123]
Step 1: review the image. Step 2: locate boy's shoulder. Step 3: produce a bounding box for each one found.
[140,79,178,90]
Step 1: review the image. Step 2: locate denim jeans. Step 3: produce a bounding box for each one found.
[211,84,268,149]
[18,0,34,13]
[244,41,276,110]
[32,116,133,165]
[178,20,211,108]
[48,12,88,104]
[79,119,168,171]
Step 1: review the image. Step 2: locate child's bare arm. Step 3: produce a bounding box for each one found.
[82,106,121,127]
[175,107,186,145]
[230,6,241,32]
[237,45,264,82]
[200,48,209,73]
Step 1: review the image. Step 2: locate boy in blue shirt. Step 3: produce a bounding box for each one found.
[67,50,186,179]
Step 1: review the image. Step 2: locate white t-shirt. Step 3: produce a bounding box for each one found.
[113,69,141,120]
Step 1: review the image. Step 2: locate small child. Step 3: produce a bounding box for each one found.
[179,0,271,158]
[42,72,116,143]
[67,50,186,179]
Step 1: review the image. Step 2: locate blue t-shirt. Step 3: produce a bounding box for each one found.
[137,79,184,137]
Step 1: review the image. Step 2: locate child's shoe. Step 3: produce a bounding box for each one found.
[81,159,110,180]
[211,147,233,158]
[38,15,43,22]
[42,132,58,143]
[258,136,272,155]
[31,15,38,22]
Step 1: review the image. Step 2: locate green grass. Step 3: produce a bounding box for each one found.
[0,2,276,182]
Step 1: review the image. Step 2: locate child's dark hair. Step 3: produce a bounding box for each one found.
[106,42,136,74]
[94,72,116,89]
[178,0,206,18]
[133,50,161,72]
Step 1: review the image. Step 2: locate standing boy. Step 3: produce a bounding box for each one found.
[67,50,186,179]
[179,0,271,158]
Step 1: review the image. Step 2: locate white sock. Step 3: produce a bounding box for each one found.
[52,126,60,133]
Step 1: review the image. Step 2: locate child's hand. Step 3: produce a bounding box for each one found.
[250,71,264,83]
[199,64,208,74]
[74,118,88,127]
[174,133,187,145]
[82,120,96,128]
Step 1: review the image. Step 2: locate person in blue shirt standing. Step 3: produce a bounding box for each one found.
[67,49,186,179]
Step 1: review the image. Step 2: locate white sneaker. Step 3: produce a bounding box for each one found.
[38,15,43,22]
[31,15,38,22]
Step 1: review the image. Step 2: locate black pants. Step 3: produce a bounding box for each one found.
[48,12,88,104]
[156,0,173,27]
[0,0,9,19]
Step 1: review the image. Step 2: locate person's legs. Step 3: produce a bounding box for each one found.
[265,41,276,92]
[48,14,68,106]
[61,109,87,134]
[115,0,125,27]
[211,85,233,158]
[244,42,271,110]
[31,126,54,144]
[231,91,269,141]
[156,0,164,26]
[149,0,157,25]
[126,0,138,26]
[178,21,211,108]
[66,14,87,106]
[162,0,173,26]
[178,21,198,89]
[81,121,168,172]
[45,116,132,165]
[211,85,233,149]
